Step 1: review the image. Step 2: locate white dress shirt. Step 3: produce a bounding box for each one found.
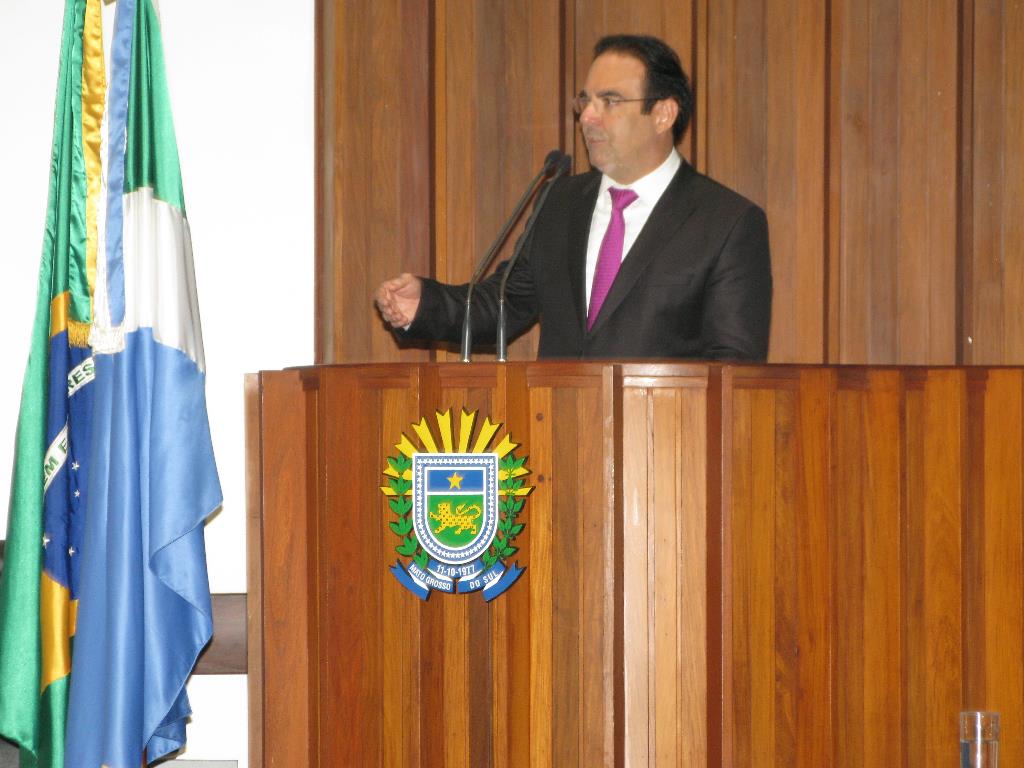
[584,149,682,307]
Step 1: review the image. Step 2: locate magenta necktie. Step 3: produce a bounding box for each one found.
[588,187,638,330]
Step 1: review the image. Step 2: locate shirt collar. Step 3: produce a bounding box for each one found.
[597,149,681,207]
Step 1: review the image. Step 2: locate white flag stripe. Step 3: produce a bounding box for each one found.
[91,188,206,371]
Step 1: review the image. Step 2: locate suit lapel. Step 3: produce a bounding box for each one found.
[567,171,602,333]
[587,162,701,336]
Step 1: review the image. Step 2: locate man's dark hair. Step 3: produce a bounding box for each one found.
[594,34,694,144]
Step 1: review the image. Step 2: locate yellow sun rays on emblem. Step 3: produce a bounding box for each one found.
[379,409,531,498]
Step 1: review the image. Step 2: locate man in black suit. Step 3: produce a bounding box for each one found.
[375,34,772,361]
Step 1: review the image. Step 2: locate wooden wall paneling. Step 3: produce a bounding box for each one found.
[793,370,833,768]
[725,370,801,767]
[831,373,868,768]
[831,0,958,364]
[723,368,837,767]
[826,1,843,363]
[621,381,652,766]
[525,381,554,766]
[999,2,1024,362]
[570,1,699,168]
[905,370,966,764]
[435,1,563,362]
[752,379,785,768]
[898,0,958,364]
[705,0,767,205]
[964,370,987,732]
[902,371,927,762]
[861,370,904,768]
[490,364,533,768]
[524,364,619,766]
[831,369,903,768]
[706,364,725,768]
[966,0,1003,362]
[966,1,1024,363]
[317,365,416,766]
[663,376,709,767]
[769,0,827,364]
[620,367,710,767]
[437,0,484,355]
[381,368,429,768]
[551,384,584,767]
[704,1,827,364]
[317,0,433,364]
[832,0,892,364]
[724,374,753,767]
[252,371,319,768]
[968,370,1024,763]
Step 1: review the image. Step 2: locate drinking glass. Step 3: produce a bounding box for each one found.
[960,711,999,768]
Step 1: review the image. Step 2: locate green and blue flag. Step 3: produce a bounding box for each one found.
[0,0,221,765]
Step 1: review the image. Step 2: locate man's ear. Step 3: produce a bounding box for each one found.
[653,98,679,137]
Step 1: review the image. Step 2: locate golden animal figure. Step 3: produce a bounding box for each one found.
[430,501,482,536]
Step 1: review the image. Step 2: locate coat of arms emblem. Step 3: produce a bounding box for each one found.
[381,409,532,601]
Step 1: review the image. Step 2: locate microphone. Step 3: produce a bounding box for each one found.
[496,154,573,361]
[460,150,563,362]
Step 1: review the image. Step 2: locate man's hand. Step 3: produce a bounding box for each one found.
[374,273,423,329]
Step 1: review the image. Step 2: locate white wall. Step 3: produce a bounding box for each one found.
[0,2,315,765]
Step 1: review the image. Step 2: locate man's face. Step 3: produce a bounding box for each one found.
[578,52,672,184]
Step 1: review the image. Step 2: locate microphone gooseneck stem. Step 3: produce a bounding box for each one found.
[496,299,508,362]
[460,150,563,363]
[496,155,572,362]
[460,293,474,362]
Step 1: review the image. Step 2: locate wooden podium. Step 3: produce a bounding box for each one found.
[246,362,1024,767]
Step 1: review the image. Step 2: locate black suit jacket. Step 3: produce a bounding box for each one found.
[407,161,772,361]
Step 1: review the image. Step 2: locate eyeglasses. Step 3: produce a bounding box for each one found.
[571,94,649,116]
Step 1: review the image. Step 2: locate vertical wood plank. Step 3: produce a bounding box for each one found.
[651,390,680,766]
[966,1,1024,363]
[771,385,797,768]
[706,0,828,363]
[527,385,554,767]
[1003,6,1024,361]
[861,371,903,768]
[379,385,423,768]
[922,370,965,763]
[903,375,927,765]
[729,384,782,768]
[492,364,534,768]
[832,379,868,768]
[318,0,433,364]
[773,0,827,364]
[257,371,318,768]
[794,371,832,768]
[675,384,709,767]
[321,371,384,766]
[831,0,958,364]
[621,386,651,766]
[549,386,582,768]
[727,383,754,767]
[975,370,1024,764]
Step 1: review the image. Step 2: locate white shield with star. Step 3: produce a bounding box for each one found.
[412,453,499,565]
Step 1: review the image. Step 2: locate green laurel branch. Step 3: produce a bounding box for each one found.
[483,453,531,568]
[383,454,427,566]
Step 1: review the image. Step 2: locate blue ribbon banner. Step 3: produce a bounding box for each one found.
[391,557,525,601]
